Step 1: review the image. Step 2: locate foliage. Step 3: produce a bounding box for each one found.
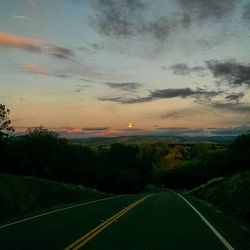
[0,104,14,138]
[190,171,250,222]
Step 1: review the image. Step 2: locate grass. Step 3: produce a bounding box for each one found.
[0,173,111,225]
[188,171,250,222]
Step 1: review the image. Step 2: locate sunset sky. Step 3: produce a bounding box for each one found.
[1,0,250,137]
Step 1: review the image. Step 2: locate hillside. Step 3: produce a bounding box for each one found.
[0,174,110,225]
[188,171,250,223]
[70,135,235,146]
[70,135,185,146]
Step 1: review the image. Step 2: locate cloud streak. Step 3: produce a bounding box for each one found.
[225,92,244,102]
[24,64,50,75]
[100,88,222,104]
[207,60,250,87]
[0,32,74,60]
[23,63,71,79]
[242,2,250,21]
[211,102,250,112]
[177,0,237,19]
[168,63,205,75]
[161,108,199,120]
[82,127,110,131]
[106,82,142,91]
[13,15,32,22]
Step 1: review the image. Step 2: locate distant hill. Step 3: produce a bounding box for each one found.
[70,135,185,146]
[70,135,236,146]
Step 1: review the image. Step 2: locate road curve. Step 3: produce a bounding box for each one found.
[0,192,233,250]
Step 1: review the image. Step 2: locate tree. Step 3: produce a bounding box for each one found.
[0,104,14,138]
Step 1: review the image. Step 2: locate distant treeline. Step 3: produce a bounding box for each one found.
[0,127,249,193]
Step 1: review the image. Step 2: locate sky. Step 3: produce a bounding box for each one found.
[0,0,250,137]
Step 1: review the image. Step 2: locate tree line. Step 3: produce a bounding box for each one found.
[0,104,249,193]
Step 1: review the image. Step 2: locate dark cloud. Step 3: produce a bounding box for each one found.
[74,84,90,93]
[208,125,250,135]
[46,46,74,60]
[242,2,250,21]
[211,102,250,112]
[169,63,205,75]
[207,60,250,86]
[80,78,94,82]
[55,74,71,79]
[106,82,142,91]
[82,127,109,131]
[99,88,222,104]
[91,43,104,50]
[225,92,244,102]
[177,0,237,19]
[90,0,191,41]
[161,109,199,119]
[142,16,174,42]
[90,0,145,37]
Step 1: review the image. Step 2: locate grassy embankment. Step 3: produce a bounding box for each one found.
[186,171,250,249]
[188,171,250,222]
[0,174,110,225]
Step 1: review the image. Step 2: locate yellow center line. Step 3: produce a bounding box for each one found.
[64,194,153,250]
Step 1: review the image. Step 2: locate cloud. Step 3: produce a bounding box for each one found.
[207,60,250,86]
[90,0,192,41]
[106,82,142,91]
[55,74,71,79]
[24,64,50,75]
[80,78,94,82]
[47,46,74,60]
[99,87,222,104]
[211,102,250,112]
[90,0,145,37]
[242,2,250,21]
[168,63,205,75]
[161,108,199,119]
[82,127,109,131]
[0,32,74,60]
[13,15,32,22]
[177,0,237,19]
[0,32,43,52]
[90,0,239,45]
[225,92,244,102]
[208,125,250,135]
[23,64,72,79]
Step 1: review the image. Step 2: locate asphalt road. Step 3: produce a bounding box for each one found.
[0,192,233,250]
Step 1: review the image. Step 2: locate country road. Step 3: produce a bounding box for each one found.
[0,192,234,250]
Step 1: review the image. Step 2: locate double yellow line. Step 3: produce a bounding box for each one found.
[64,194,152,250]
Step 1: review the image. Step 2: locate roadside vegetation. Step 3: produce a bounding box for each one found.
[188,171,250,223]
[0,173,109,225]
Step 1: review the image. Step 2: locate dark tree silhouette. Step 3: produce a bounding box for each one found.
[0,104,14,138]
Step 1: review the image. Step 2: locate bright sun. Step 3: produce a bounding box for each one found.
[128,122,134,128]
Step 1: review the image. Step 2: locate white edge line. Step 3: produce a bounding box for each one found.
[0,195,126,230]
[176,193,234,250]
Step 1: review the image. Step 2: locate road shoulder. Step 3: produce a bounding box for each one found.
[182,194,250,250]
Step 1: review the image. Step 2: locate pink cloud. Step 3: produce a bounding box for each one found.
[24,64,51,75]
[0,32,74,60]
[0,32,43,52]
